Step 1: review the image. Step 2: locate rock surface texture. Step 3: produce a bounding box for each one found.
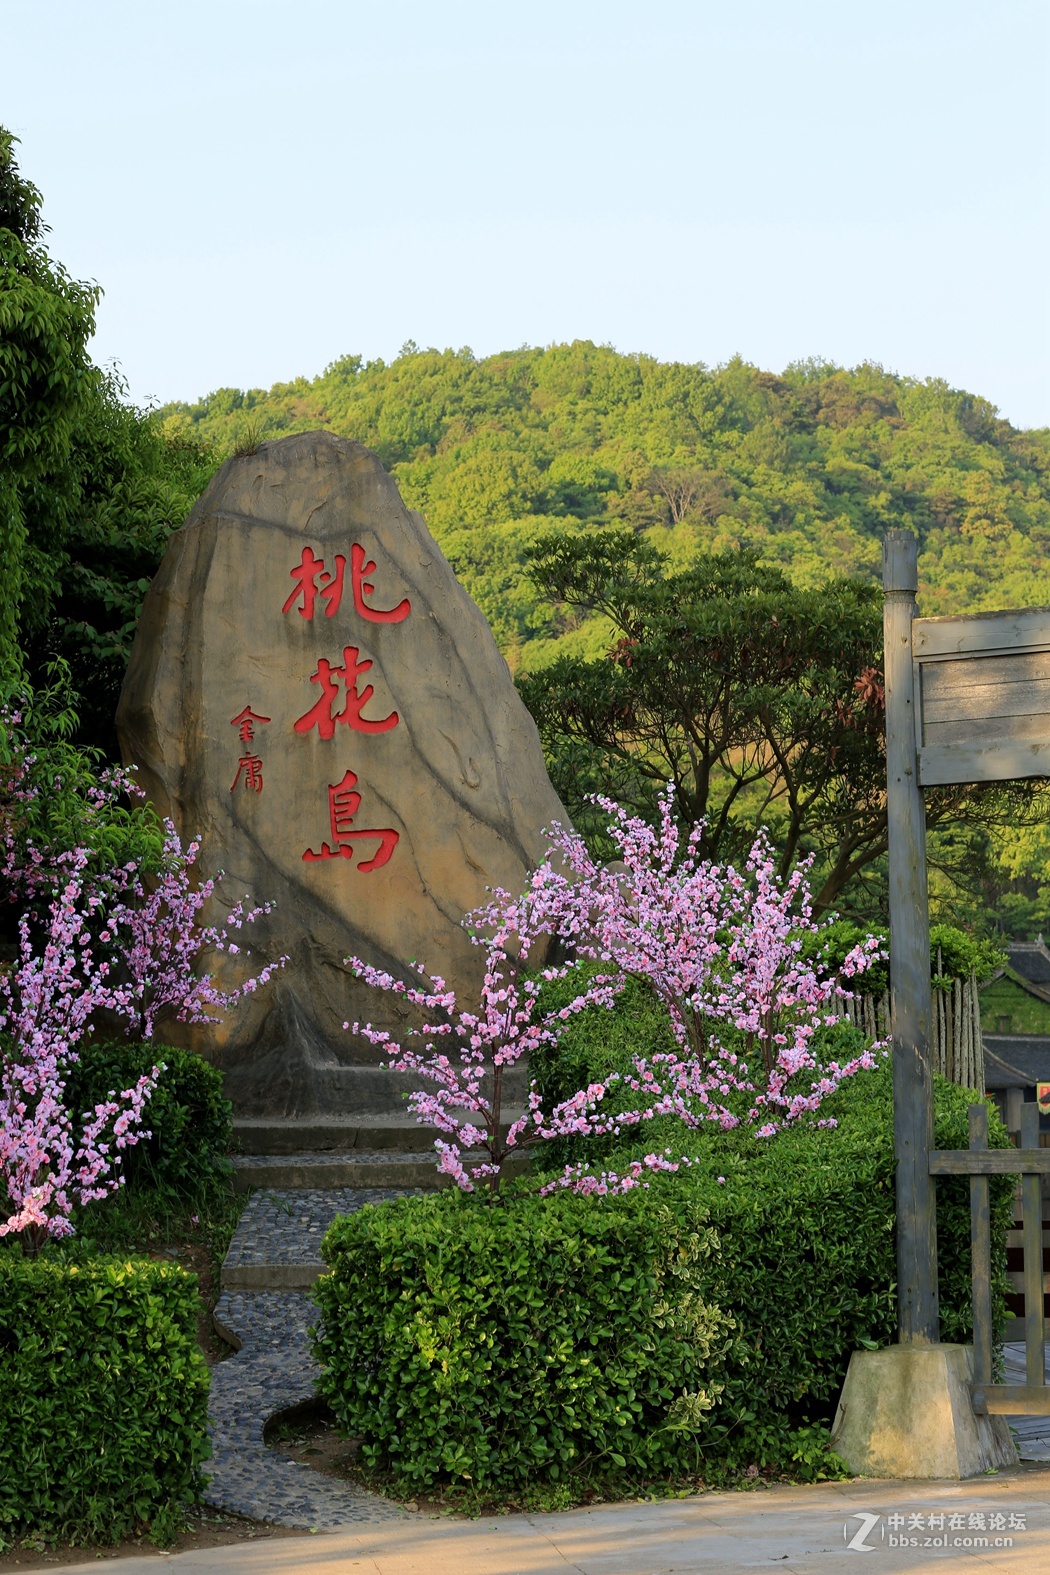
[117,431,566,1118]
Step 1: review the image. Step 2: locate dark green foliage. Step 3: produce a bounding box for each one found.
[558,1037,1014,1465]
[0,1255,210,1543]
[314,1187,731,1491]
[518,534,888,888]
[0,131,97,484]
[0,129,99,678]
[0,687,168,933]
[17,370,218,757]
[518,532,1050,914]
[313,1063,1012,1489]
[65,1041,232,1203]
[928,923,1008,988]
[529,967,679,1171]
[642,1073,1014,1477]
[800,919,1007,997]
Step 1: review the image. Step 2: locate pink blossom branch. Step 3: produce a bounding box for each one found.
[345,785,885,1196]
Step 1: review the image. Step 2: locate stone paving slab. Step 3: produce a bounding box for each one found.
[233,1152,437,1168]
[205,1289,405,1529]
[204,1183,416,1529]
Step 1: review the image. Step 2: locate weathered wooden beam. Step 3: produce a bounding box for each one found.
[930,1149,1050,1175]
[884,529,938,1344]
[1021,1102,1046,1388]
[919,740,1050,787]
[972,1385,1050,1416]
[914,607,1050,658]
[921,651,1050,705]
[925,712,1050,748]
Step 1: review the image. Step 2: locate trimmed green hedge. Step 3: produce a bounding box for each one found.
[65,1041,232,1201]
[313,1063,1012,1489]
[640,1069,1014,1476]
[0,1255,210,1543]
[315,1188,731,1490]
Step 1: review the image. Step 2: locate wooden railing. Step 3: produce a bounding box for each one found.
[929,1101,1050,1415]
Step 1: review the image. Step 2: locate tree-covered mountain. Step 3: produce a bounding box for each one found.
[159,343,1050,673]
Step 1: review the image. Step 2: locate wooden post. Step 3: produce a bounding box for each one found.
[968,1103,993,1388]
[1021,1101,1045,1386]
[884,529,939,1343]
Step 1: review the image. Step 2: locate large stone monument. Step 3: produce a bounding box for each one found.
[116,430,567,1118]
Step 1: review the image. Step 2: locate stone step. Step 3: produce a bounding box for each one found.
[230,1061,533,1121]
[233,1110,526,1155]
[232,1150,446,1192]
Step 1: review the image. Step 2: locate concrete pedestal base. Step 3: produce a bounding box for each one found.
[831,1344,1017,1479]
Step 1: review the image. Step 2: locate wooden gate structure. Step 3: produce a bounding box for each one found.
[884,527,1050,1415]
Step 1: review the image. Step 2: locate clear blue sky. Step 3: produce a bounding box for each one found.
[2,0,1047,425]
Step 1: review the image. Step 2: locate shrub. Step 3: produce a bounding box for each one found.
[630,1066,1014,1477]
[64,1041,232,1203]
[314,1061,1012,1488]
[0,1254,210,1543]
[314,1187,731,1490]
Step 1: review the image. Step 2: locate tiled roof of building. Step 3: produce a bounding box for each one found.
[1006,939,1050,986]
[984,1037,1050,1089]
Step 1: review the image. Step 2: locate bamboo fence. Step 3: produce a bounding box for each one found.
[832,949,984,1093]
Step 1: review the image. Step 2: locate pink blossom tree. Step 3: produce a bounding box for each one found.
[348,789,884,1196]
[346,938,622,1195]
[0,716,285,1248]
[105,821,286,1040]
[2,716,285,1040]
[0,856,156,1255]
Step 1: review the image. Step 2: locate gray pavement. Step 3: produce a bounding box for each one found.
[38,1467,1050,1573]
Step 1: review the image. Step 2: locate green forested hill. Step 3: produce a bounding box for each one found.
[159,342,1050,672]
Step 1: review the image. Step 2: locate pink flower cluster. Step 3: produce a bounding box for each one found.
[0,855,156,1255]
[0,723,285,1249]
[345,948,621,1195]
[108,821,286,1040]
[347,787,884,1196]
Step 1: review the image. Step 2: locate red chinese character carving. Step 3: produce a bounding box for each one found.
[282,547,346,620]
[230,706,272,744]
[302,769,399,871]
[231,754,265,793]
[350,543,411,624]
[293,646,399,739]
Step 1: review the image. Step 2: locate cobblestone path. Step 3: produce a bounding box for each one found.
[204,1183,413,1529]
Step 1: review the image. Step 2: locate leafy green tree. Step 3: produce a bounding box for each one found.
[516,531,1050,914]
[19,369,215,752]
[0,129,98,679]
